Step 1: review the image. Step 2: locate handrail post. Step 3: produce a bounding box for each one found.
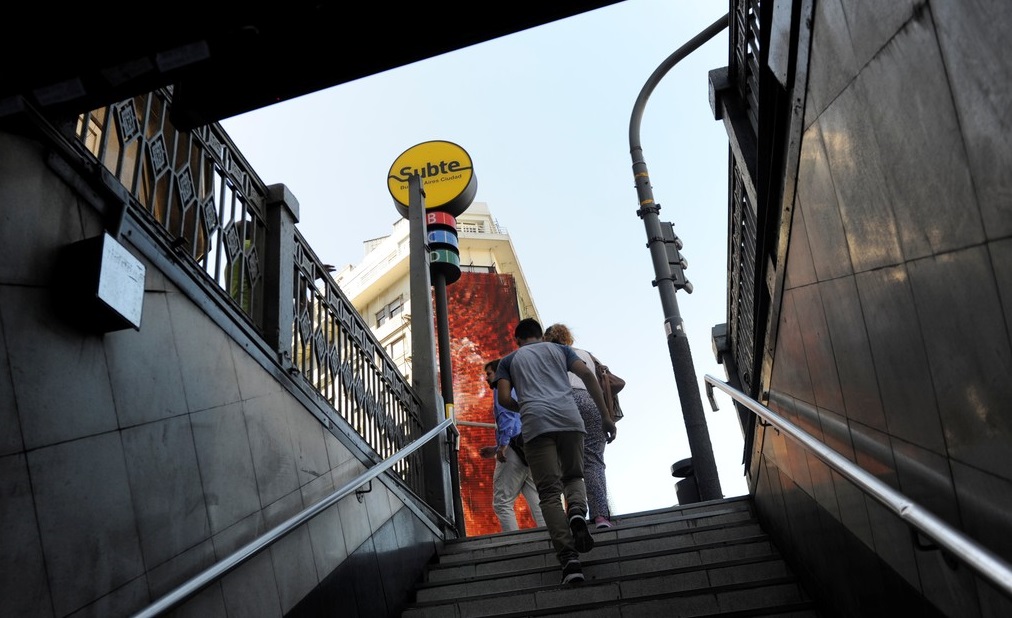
[263,183,300,367]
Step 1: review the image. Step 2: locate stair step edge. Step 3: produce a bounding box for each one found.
[403,574,810,617]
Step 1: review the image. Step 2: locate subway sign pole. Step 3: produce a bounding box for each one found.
[389,140,476,535]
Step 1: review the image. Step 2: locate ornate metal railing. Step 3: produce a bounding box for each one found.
[76,90,269,324]
[73,87,425,493]
[290,234,425,484]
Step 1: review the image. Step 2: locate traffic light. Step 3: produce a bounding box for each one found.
[660,221,693,294]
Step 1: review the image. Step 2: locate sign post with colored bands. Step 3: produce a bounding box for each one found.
[426,209,461,284]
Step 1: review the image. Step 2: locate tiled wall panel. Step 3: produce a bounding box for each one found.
[754,1,1012,615]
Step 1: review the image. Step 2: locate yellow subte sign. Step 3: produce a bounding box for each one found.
[387,140,477,218]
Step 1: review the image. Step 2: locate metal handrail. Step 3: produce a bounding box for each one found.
[132,416,456,618]
[704,374,1012,599]
[456,420,496,429]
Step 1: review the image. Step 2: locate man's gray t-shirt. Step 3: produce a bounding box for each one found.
[495,341,585,442]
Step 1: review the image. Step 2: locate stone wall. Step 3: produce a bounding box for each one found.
[0,129,439,617]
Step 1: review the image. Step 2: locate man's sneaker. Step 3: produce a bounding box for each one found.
[594,516,614,529]
[561,559,585,585]
[569,513,595,553]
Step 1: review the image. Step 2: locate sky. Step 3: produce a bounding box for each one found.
[219,0,748,516]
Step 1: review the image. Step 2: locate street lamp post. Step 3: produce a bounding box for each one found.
[628,13,729,502]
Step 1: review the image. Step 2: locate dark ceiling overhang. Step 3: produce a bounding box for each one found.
[1,1,624,131]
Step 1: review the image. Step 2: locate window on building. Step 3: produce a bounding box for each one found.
[386,336,406,361]
[376,295,404,327]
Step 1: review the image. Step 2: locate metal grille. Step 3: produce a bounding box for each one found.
[728,163,757,392]
[72,90,426,494]
[727,0,762,393]
[732,0,761,135]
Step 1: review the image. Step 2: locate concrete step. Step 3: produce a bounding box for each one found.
[436,497,757,565]
[424,521,770,584]
[419,534,779,595]
[401,496,824,618]
[403,570,817,617]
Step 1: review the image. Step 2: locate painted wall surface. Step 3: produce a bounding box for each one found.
[445,272,540,535]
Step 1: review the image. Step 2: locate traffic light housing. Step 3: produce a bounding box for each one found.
[660,221,693,294]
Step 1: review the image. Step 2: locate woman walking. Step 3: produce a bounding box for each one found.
[544,323,616,529]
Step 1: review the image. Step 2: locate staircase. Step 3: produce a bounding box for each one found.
[401,495,824,617]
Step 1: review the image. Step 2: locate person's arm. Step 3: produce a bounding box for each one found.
[481,400,510,459]
[493,401,513,461]
[494,384,519,462]
[497,379,519,412]
[570,359,617,442]
[492,402,511,446]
